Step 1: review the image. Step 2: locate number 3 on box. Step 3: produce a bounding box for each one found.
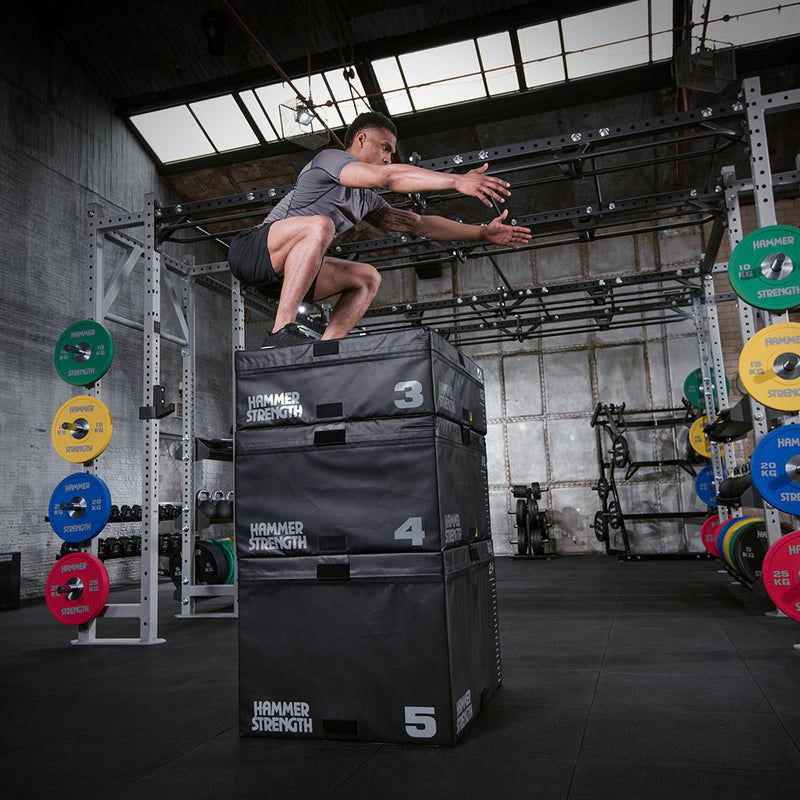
[394,380,424,409]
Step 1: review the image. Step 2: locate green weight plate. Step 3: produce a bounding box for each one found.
[728,225,800,311]
[213,538,235,584]
[683,368,730,410]
[55,320,114,386]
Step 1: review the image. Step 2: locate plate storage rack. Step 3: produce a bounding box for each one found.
[60,195,240,645]
[234,329,502,744]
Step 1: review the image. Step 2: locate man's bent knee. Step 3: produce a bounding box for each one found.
[307,215,336,243]
[364,265,381,297]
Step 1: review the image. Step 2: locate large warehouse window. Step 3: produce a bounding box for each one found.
[127,1,800,166]
[372,33,519,115]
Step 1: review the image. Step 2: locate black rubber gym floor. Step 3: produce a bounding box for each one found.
[3,555,800,799]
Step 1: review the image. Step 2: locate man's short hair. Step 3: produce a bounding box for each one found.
[344,111,397,149]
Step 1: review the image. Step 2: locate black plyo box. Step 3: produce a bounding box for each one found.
[235,328,486,434]
[235,416,490,558]
[238,541,501,745]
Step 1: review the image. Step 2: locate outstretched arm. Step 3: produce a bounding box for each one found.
[340,161,510,208]
[378,208,531,249]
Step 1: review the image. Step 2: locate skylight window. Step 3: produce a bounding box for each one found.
[651,2,674,61]
[189,95,259,152]
[372,32,518,114]
[478,33,520,95]
[130,106,215,163]
[517,21,565,88]
[240,68,370,142]
[562,1,650,79]
[695,0,800,48]
[126,2,800,167]
[371,57,414,115]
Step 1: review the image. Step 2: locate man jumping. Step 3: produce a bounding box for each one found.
[228,110,532,347]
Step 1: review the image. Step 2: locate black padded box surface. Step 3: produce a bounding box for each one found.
[237,542,501,745]
[235,416,490,558]
[235,328,486,434]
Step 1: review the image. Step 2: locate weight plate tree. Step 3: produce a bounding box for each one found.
[48,473,112,542]
[762,530,800,621]
[727,224,800,312]
[51,395,113,463]
[45,553,110,625]
[749,425,800,515]
[738,322,800,412]
[54,320,114,386]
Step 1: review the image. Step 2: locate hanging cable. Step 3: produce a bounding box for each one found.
[323,0,368,114]
[217,0,344,148]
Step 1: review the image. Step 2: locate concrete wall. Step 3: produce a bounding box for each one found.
[374,220,709,556]
[2,15,232,599]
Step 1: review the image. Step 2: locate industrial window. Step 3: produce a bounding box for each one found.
[695,0,800,48]
[127,1,800,166]
[373,32,519,115]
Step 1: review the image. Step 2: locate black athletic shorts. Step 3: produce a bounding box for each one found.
[228,222,317,302]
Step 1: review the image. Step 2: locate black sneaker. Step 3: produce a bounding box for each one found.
[260,323,313,348]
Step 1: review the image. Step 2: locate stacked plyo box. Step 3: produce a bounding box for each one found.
[234,329,501,745]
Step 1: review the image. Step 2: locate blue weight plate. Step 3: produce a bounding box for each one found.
[48,473,112,543]
[695,465,718,507]
[750,426,800,514]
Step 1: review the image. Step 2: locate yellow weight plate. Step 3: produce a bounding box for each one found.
[51,395,113,463]
[689,415,711,458]
[739,322,800,411]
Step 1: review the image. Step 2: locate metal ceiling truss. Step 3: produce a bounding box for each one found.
[151,97,759,345]
[356,266,704,346]
[155,98,746,226]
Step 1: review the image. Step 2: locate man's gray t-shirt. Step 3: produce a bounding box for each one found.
[263,149,390,236]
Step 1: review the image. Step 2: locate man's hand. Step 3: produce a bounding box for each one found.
[484,210,531,249]
[453,163,511,207]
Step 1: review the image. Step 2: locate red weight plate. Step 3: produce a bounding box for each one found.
[761,530,800,622]
[700,515,725,558]
[45,552,109,625]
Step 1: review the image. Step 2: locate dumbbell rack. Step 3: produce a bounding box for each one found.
[591,402,710,556]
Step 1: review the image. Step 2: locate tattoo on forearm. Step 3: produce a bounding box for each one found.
[379,208,419,233]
